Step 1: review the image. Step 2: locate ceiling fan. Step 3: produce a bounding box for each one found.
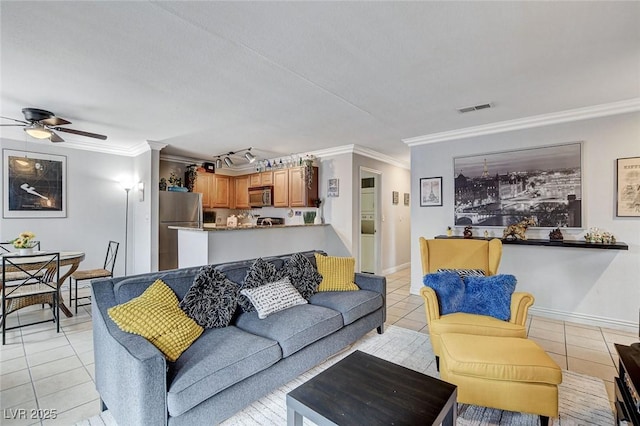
[0,108,107,143]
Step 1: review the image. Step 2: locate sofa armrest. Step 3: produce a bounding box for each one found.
[509,291,534,326]
[91,280,168,426]
[354,272,385,295]
[420,286,441,323]
[354,273,386,329]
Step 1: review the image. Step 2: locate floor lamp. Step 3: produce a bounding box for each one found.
[122,184,132,275]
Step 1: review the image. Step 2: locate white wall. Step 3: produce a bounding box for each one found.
[1,138,134,278]
[318,153,354,255]
[409,112,640,331]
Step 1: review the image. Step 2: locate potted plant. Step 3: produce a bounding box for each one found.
[11,231,37,255]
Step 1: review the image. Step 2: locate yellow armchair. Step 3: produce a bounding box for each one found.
[419,237,534,368]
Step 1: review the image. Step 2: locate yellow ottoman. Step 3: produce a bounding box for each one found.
[439,333,562,426]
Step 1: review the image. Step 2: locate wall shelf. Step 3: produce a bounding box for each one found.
[434,235,628,250]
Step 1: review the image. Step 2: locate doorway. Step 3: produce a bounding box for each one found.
[359,168,381,274]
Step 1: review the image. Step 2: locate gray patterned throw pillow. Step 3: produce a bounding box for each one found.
[238,258,280,312]
[179,266,239,328]
[436,268,486,278]
[240,277,307,319]
[280,252,323,300]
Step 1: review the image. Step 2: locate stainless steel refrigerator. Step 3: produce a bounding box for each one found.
[159,191,202,271]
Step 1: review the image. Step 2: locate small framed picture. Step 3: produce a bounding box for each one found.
[616,156,640,217]
[392,191,399,205]
[420,177,442,207]
[404,193,410,206]
[327,178,339,197]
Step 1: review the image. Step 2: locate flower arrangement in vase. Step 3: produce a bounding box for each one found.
[11,231,37,255]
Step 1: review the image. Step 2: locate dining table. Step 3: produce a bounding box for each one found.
[1,251,86,317]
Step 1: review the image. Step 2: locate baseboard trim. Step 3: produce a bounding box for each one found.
[529,306,638,333]
[382,262,411,275]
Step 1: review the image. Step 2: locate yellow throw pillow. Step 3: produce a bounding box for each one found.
[108,279,203,362]
[315,254,359,292]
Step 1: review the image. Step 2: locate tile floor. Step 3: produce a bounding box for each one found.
[1,269,638,425]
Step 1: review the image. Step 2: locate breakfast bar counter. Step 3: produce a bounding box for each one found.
[171,224,350,268]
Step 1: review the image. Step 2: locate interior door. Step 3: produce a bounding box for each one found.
[359,168,381,274]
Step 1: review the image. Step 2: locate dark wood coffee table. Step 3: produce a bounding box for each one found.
[286,350,457,425]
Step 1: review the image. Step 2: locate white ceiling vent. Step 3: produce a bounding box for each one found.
[457,103,493,113]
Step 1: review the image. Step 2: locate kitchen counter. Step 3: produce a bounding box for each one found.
[172,224,348,267]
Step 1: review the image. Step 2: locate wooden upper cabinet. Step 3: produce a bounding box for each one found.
[249,171,274,187]
[249,173,261,187]
[193,171,214,208]
[234,175,250,209]
[289,166,318,207]
[273,170,289,207]
[260,171,274,186]
[211,175,230,208]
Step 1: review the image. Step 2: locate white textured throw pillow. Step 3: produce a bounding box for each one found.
[240,277,307,319]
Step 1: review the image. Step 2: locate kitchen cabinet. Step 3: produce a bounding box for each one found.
[193,172,230,208]
[273,170,289,207]
[211,175,230,208]
[234,175,250,209]
[193,171,214,208]
[289,166,318,207]
[249,171,274,187]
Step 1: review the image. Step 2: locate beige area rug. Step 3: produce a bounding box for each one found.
[77,326,614,426]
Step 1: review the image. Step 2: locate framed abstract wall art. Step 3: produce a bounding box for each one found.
[420,177,442,207]
[616,156,640,217]
[453,142,582,228]
[3,149,67,218]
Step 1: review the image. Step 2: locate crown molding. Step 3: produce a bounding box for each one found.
[310,144,410,170]
[403,98,640,146]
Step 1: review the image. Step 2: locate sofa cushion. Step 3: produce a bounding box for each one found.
[238,258,281,312]
[235,304,343,357]
[112,267,201,303]
[108,279,203,362]
[309,290,382,326]
[423,271,466,315]
[460,274,517,321]
[167,326,281,417]
[314,253,359,291]
[240,277,307,319]
[279,252,323,299]
[179,266,239,328]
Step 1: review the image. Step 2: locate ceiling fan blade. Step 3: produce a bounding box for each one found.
[0,116,28,125]
[0,124,27,127]
[41,116,71,126]
[49,131,65,143]
[52,127,107,140]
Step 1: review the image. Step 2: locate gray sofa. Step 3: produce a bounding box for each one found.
[91,251,386,426]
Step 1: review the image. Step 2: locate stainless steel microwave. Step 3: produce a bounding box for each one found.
[249,187,273,207]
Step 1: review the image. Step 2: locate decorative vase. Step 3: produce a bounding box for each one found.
[314,208,322,224]
[303,212,316,224]
[18,247,33,256]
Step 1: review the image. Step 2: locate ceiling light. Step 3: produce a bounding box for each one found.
[215,158,223,169]
[24,124,52,139]
[223,157,234,167]
[244,151,256,163]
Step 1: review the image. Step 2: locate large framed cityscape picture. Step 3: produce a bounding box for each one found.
[3,149,67,218]
[453,142,582,228]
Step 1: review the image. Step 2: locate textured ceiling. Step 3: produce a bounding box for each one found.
[1,1,638,165]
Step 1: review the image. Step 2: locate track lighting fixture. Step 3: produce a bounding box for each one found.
[212,147,256,169]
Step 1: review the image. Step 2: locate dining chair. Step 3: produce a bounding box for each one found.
[1,252,60,345]
[70,241,119,313]
[0,241,43,282]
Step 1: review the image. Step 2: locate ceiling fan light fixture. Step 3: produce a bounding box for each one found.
[244,151,256,163]
[24,124,52,139]
[223,156,234,167]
